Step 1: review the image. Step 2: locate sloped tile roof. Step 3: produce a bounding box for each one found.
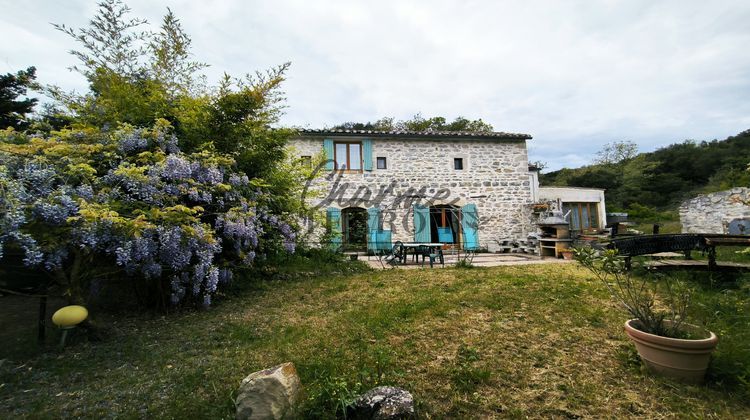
[298,128,532,140]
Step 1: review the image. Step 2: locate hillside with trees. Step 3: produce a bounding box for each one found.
[540,130,750,218]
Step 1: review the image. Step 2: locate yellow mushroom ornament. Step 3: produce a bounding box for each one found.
[51,305,88,347]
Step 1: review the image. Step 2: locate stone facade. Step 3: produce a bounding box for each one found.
[290,133,534,251]
[679,187,750,234]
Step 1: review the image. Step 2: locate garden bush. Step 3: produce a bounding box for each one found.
[0,122,296,307]
[0,1,312,308]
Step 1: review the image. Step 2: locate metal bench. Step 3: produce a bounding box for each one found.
[606,234,708,269]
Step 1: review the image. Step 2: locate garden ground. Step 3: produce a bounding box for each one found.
[1,261,748,418]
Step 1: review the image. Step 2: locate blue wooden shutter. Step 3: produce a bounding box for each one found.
[326,207,342,250]
[362,139,373,171]
[413,204,431,242]
[323,138,334,170]
[437,227,454,243]
[461,204,479,250]
[367,207,380,251]
[377,230,392,251]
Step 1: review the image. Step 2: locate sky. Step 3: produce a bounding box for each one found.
[2,0,749,171]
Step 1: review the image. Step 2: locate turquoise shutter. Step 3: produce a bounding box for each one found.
[461,204,479,250]
[326,207,342,250]
[362,139,373,171]
[413,204,431,242]
[367,207,380,251]
[377,230,392,251]
[323,138,334,170]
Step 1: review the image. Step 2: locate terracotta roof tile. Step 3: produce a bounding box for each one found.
[297,128,532,140]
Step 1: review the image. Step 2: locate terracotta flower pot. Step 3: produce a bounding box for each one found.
[624,319,718,384]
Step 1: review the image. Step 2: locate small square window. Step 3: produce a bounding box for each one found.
[376,157,387,169]
[454,158,464,170]
[300,155,312,168]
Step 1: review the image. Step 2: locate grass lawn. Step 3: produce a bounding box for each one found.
[1,262,749,418]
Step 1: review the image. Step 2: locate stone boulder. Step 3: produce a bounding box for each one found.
[347,386,415,420]
[235,362,302,420]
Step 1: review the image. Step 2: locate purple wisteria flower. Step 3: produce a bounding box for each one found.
[161,154,193,180]
[117,129,148,154]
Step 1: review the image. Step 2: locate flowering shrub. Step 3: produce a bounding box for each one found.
[0,120,296,306]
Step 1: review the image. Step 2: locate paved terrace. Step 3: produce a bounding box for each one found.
[358,252,573,269]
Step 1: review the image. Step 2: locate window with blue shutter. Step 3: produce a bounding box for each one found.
[326,207,342,250]
[413,204,431,242]
[367,207,392,251]
[323,139,334,170]
[362,139,373,171]
[461,204,479,250]
[367,207,380,251]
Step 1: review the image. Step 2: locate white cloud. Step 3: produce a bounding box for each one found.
[1,0,749,170]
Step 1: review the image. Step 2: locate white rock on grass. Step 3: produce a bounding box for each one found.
[347,386,415,419]
[235,362,302,420]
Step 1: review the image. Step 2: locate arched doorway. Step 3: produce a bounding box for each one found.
[342,207,368,251]
[430,205,461,248]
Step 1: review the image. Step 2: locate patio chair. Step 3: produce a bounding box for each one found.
[418,245,444,268]
[383,241,406,267]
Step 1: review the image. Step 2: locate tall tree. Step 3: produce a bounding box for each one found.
[52,0,149,79]
[48,0,301,215]
[149,8,208,97]
[594,140,638,165]
[0,67,39,130]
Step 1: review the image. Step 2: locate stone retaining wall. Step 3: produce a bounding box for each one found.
[679,188,750,234]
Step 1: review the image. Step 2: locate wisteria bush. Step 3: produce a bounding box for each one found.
[0,120,296,306]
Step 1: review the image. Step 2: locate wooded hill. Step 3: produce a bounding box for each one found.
[540,129,750,219]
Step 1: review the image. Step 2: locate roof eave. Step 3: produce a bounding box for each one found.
[296,129,532,141]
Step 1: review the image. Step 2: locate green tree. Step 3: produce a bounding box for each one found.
[401,114,493,132]
[0,67,39,130]
[333,117,395,131]
[594,140,638,165]
[149,8,208,97]
[52,0,149,79]
[47,0,303,217]
[333,114,494,132]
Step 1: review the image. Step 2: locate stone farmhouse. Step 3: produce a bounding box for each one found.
[290,129,606,253]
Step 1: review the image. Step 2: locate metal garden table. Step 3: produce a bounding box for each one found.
[400,242,445,266]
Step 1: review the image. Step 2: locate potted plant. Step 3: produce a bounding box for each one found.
[574,247,718,383]
[531,202,550,213]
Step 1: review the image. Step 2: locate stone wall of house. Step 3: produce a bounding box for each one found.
[289,135,534,251]
[679,187,750,234]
